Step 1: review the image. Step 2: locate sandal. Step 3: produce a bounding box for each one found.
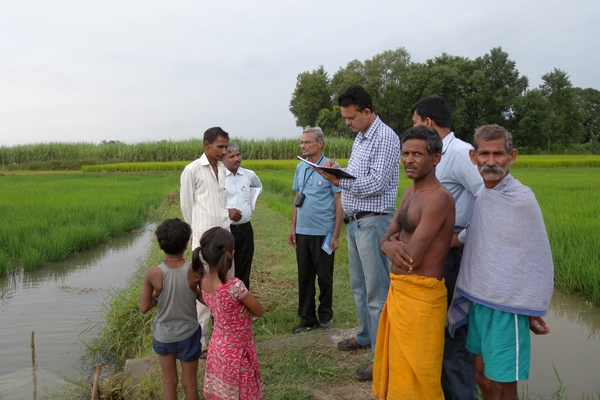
[199,349,208,359]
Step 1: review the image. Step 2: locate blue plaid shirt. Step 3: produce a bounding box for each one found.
[339,116,400,215]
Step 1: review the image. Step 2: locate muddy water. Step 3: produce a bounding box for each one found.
[0,225,154,387]
[522,290,600,398]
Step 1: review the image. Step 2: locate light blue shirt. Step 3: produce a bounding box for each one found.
[293,155,341,236]
[436,132,483,232]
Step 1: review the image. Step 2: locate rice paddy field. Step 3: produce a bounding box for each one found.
[1,155,599,304]
[257,166,600,304]
[0,173,179,274]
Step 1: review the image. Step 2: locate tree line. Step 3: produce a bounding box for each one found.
[289,47,600,154]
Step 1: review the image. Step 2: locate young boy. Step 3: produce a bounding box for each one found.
[140,218,203,400]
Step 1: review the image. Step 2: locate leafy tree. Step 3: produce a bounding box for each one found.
[574,87,600,143]
[316,106,349,138]
[330,48,411,134]
[330,59,367,101]
[540,68,585,152]
[289,66,332,128]
[404,54,477,140]
[513,89,552,152]
[467,47,529,135]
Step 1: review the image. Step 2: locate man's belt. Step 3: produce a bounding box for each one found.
[230,221,251,230]
[343,212,389,224]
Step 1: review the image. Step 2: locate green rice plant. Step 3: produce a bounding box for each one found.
[511,167,600,305]
[514,155,600,168]
[0,252,7,275]
[0,173,180,275]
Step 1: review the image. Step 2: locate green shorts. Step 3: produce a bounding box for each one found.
[466,302,530,382]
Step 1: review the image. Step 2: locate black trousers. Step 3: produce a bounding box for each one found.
[442,247,478,400]
[230,221,254,290]
[295,234,334,327]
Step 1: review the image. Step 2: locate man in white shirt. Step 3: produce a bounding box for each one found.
[180,126,232,358]
[223,142,262,290]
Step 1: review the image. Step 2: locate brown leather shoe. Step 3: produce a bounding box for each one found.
[355,363,373,381]
[336,337,368,351]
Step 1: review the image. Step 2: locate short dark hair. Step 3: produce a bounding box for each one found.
[411,95,452,128]
[473,124,514,153]
[193,227,235,283]
[155,218,192,255]
[401,126,443,156]
[338,85,374,113]
[204,127,229,144]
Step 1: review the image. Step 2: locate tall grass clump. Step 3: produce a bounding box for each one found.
[0,173,179,275]
[1,137,356,169]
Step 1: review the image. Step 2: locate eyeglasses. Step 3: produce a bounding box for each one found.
[299,140,317,146]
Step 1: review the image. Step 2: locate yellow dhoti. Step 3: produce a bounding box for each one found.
[372,274,446,400]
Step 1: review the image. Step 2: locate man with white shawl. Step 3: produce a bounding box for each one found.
[447,124,553,400]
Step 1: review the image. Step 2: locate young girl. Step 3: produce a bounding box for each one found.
[193,226,265,400]
[140,218,203,400]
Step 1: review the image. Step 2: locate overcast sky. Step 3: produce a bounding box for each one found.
[1,0,599,146]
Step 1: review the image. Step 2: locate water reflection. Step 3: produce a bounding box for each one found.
[549,291,600,340]
[0,225,154,384]
[522,290,600,399]
[0,228,142,303]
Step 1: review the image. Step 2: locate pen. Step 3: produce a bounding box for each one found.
[332,158,336,166]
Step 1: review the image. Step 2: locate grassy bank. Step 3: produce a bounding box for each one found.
[78,196,371,399]
[78,185,600,399]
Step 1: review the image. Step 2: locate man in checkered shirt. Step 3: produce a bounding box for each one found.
[316,85,400,381]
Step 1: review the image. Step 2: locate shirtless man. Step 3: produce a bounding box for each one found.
[372,125,455,400]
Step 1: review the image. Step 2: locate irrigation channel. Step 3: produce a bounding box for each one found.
[0,225,154,399]
[0,225,599,398]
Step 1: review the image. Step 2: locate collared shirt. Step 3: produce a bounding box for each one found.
[180,153,230,249]
[338,116,400,215]
[436,132,484,232]
[225,166,262,225]
[292,155,342,235]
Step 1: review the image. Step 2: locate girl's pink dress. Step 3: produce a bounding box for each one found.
[203,277,264,400]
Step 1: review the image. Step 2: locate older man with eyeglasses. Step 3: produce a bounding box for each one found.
[288,126,342,335]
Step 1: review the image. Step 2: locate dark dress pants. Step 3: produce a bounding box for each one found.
[442,247,478,400]
[295,234,334,327]
[230,221,254,290]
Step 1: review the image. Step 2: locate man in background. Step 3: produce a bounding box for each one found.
[180,126,232,358]
[223,142,262,290]
[316,85,400,381]
[288,126,342,334]
[412,95,483,399]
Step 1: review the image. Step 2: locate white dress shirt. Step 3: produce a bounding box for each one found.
[225,167,262,225]
[180,153,230,249]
